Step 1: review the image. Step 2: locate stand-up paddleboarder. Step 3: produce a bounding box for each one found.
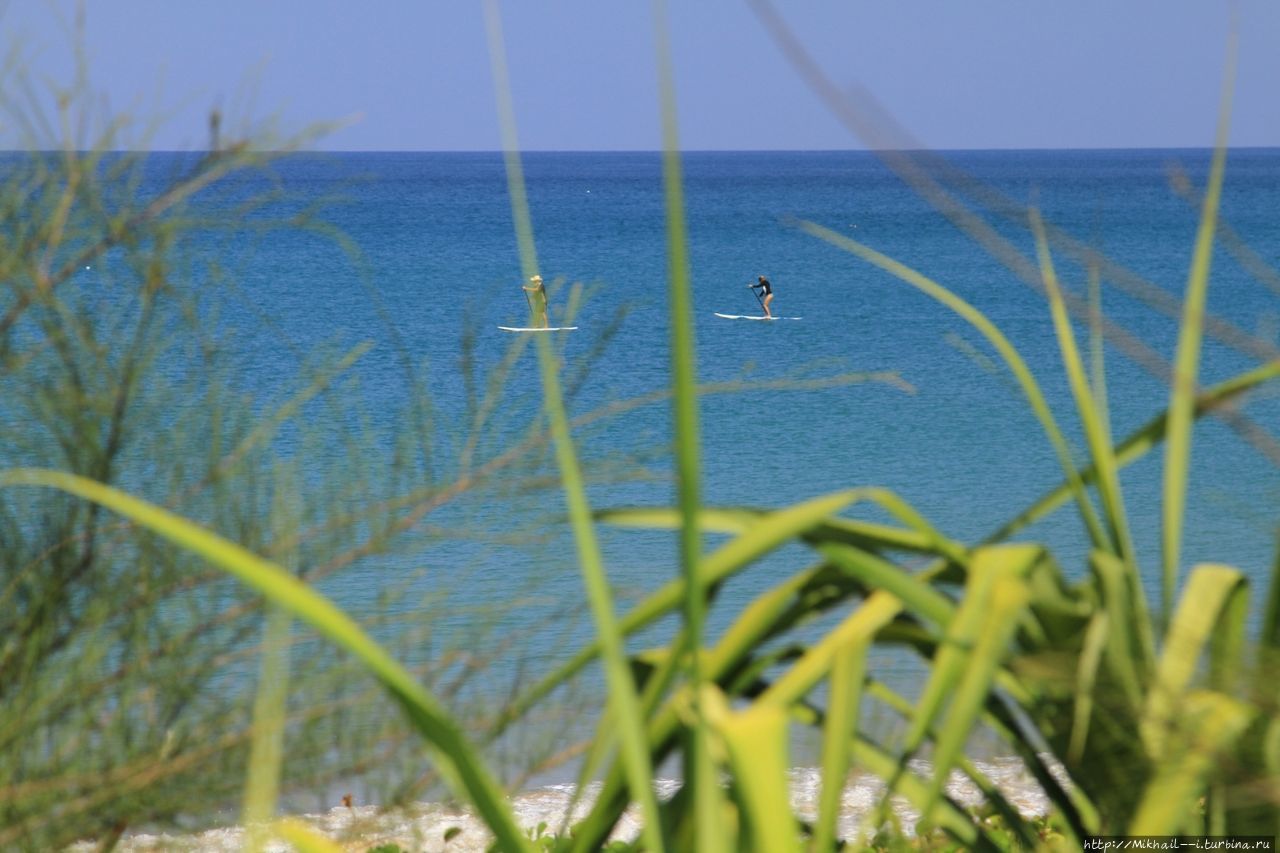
[522,274,548,328]
[749,275,773,319]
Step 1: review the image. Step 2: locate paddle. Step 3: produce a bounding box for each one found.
[748,281,765,314]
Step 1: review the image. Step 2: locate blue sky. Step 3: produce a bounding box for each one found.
[5,2,1279,151]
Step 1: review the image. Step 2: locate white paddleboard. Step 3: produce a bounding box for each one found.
[713,313,801,321]
[498,325,578,332]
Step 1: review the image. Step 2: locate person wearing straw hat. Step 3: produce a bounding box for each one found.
[748,275,773,319]
[521,274,549,328]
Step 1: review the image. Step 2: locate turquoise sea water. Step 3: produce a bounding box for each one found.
[205,148,1279,585]
[148,148,1276,750]
[39,149,1280,791]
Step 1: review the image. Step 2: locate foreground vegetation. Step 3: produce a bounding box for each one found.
[0,39,627,849]
[6,3,1280,851]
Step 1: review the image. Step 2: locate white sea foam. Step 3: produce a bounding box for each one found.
[66,758,1059,851]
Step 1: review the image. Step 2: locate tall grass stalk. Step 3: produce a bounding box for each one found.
[1160,46,1235,624]
[483,2,664,848]
[652,1,723,850]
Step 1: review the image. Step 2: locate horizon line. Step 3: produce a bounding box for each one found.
[2,144,1278,155]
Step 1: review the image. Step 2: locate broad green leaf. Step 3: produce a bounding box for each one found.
[899,545,1033,755]
[703,688,800,853]
[923,571,1029,818]
[567,563,851,852]
[775,700,988,847]
[807,516,966,559]
[573,586,894,849]
[894,546,1036,813]
[0,468,532,853]
[1142,563,1248,757]
[1129,691,1252,835]
[1208,572,1249,693]
[706,563,846,686]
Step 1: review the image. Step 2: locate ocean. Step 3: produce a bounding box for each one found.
[193,141,1280,755]
[34,147,1280,843]
[207,147,1279,590]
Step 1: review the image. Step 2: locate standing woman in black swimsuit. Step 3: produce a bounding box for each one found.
[750,275,774,319]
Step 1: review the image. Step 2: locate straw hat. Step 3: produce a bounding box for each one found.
[530,274,543,282]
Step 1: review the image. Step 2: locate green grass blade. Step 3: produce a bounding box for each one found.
[652,0,721,844]
[603,502,963,560]
[532,300,665,852]
[1030,209,1135,565]
[1160,55,1235,624]
[242,606,292,853]
[987,359,1280,543]
[812,630,871,852]
[798,220,1109,550]
[1087,260,1112,450]
[653,0,702,634]
[0,468,532,852]
[485,2,663,844]
[1129,691,1253,835]
[503,490,861,722]
[852,741,982,847]
[1068,611,1109,765]
[600,506,757,534]
[864,680,1068,849]
[244,471,301,849]
[761,590,903,707]
[898,545,1038,763]
[815,541,956,629]
[1088,550,1151,708]
[1262,537,1280,652]
[570,573,928,850]
[922,572,1029,821]
[603,485,969,563]
[703,689,801,853]
[1141,563,1248,757]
